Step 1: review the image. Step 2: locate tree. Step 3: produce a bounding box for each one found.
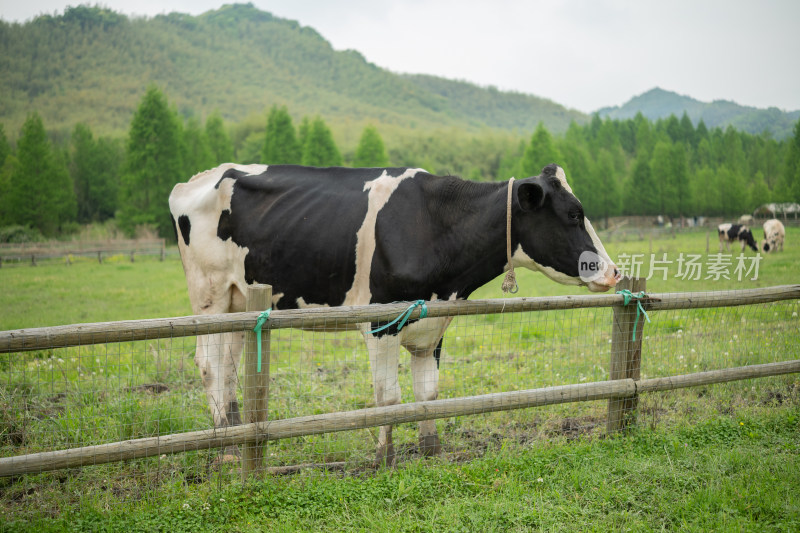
[0,124,9,169]
[118,86,183,238]
[625,152,659,215]
[301,116,342,167]
[262,106,301,164]
[650,140,676,216]
[70,123,121,222]
[520,122,563,177]
[781,119,800,201]
[353,125,388,167]
[749,171,770,208]
[182,116,214,176]
[6,113,76,235]
[205,112,234,164]
[0,125,13,226]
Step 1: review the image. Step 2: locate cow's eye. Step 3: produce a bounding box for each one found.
[569,211,582,222]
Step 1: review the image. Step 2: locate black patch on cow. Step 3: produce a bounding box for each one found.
[369,318,420,339]
[433,336,443,369]
[216,168,249,188]
[177,215,191,246]
[217,209,233,242]
[218,165,384,308]
[741,229,758,252]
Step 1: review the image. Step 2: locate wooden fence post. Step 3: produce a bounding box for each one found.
[607,276,647,434]
[242,284,272,481]
[160,239,165,261]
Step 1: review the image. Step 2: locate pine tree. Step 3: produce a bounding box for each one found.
[301,116,342,167]
[262,106,301,164]
[182,116,215,176]
[781,119,800,201]
[0,124,9,169]
[7,113,76,235]
[70,123,121,222]
[625,152,658,215]
[118,86,183,238]
[0,125,13,226]
[353,125,388,167]
[520,123,563,177]
[205,112,234,164]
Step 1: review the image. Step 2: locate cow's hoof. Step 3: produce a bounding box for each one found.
[419,434,442,457]
[375,443,395,468]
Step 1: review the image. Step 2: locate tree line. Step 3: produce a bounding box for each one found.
[1,86,798,241]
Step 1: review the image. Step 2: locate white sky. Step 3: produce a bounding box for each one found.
[2,0,799,113]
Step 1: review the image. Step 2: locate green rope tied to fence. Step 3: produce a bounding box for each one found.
[253,309,272,372]
[367,300,428,335]
[617,289,650,342]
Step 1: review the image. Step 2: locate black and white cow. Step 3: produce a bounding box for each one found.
[762,219,785,253]
[718,223,758,252]
[169,163,620,465]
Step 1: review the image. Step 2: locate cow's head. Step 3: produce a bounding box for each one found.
[510,164,620,292]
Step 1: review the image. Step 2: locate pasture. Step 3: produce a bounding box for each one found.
[1,227,799,531]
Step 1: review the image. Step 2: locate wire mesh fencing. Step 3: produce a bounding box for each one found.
[0,283,798,513]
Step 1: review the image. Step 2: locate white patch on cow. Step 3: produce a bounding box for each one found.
[169,164,267,315]
[295,297,330,309]
[510,245,581,286]
[343,168,425,306]
[271,292,284,307]
[555,166,573,194]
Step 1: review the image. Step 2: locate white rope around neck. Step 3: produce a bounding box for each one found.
[501,177,518,294]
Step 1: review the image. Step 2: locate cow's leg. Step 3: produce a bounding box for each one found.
[409,337,442,456]
[401,317,452,457]
[195,331,244,428]
[364,331,402,467]
[191,281,247,461]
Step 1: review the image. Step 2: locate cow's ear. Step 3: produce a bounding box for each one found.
[517,182,545,211]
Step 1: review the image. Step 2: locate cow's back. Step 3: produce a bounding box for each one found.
[169,164,425,311]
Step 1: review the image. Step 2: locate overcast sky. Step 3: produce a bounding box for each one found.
[2,0,799,113]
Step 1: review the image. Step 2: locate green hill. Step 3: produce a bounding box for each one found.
[0,3,586,141]
[596,87,800,139]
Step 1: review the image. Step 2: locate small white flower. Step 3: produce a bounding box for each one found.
[793,312,798,318]
[182,503,190,510]
[219,498,226,503]
[537,477,544,483]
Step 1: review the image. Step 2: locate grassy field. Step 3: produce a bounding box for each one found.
[1,227,799,530]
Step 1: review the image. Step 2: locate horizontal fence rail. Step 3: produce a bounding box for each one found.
[2,359,799,478]
[2,284,798,354]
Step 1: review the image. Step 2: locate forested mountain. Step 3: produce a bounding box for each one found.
[597,88,800,140]
[0,3,585,140]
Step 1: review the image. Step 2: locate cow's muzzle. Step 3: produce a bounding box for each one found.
[586,263,621,292]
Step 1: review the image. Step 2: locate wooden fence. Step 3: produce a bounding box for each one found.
[0,282,798,479]
[0,238,167,267]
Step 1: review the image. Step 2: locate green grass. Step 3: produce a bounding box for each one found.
[0,228,799,529]
[3,404,799,532]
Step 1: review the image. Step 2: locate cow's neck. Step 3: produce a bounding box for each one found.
[426,178,511,299]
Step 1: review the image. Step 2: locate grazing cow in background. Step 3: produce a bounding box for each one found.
[169,163,620,466]
[738,214,755,226]
[718,223,758,252]
[762,219,785,253]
